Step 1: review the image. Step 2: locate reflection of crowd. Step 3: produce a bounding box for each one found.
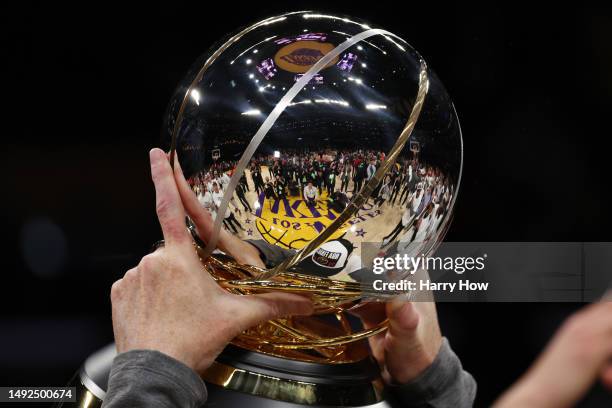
[190,169,245,234]
[246,149,388,205]
[188,148,454,246]
[380,161,454,250]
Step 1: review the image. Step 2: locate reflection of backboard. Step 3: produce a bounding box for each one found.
[212,149,221,160]
[409,140,420,154]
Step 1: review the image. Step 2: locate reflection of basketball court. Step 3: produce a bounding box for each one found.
[232,166,409,278]
[254,191,346,249]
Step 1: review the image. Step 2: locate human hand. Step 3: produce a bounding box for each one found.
[494,300,612,408]
[110,148,313,374]
[353,293,443,384]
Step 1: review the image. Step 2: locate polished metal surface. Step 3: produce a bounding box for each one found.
[163,10,463,358]
[203,360,384,406]
[164,10,462,287]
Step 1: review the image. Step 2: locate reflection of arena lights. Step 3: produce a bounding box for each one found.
[241,109,262,116]
[287,99,349,108]
[245,59,252,64]
[337,52,358,71]
[258,86,265,92]
[382,34,406,51]
[362,40,387,55]
[348,76,363,84]
[332,31,388,55]
[260,17,287,26]
[298,32,327,41]
[365,103,387,110]
[302,13,371,30]
[229,35,277,65]
[276,32,328,45]
[257,58,277,80]
[288,99,313,107]
[294,73,323,84]
[190,89,201,105]
[314,98,350,107]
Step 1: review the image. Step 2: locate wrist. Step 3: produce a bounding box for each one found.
[389,352,437,385]
[158,348,218,375]
[388,336,443,385]
[120,342,211,374]
[385,338,476,406]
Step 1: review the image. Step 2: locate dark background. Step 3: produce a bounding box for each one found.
[2,2,612,406]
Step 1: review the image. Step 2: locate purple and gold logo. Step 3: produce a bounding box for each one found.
[281,48,325,66]
[274,41,338,73]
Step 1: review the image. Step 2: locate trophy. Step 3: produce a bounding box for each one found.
[63,11,462,407]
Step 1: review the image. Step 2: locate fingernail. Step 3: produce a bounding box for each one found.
[396,292,412,302]
[389,294,411,313]
[149,148,165,163]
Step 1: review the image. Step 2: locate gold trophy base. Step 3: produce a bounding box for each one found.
[202,344,390,407]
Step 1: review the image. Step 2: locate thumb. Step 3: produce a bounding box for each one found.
[237,292,314,331]
[387,299,420,334]
[384,300,421,359]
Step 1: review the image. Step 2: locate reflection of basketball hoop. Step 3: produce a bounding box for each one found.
[212,149,221,161]
[409,140,420,154]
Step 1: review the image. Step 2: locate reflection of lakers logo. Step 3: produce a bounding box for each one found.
[280,48,325,66]
[254,192,346,249]
[274,41,338,73]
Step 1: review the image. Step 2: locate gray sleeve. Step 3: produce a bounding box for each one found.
[246,239,296,268]
[101,350,207,408]
[387,338,476,408]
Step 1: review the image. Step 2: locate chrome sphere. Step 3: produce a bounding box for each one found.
[162,11,462,289]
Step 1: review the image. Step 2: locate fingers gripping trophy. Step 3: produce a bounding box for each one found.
[65,11,462,407]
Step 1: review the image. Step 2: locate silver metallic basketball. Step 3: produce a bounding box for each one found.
[162,11,463,288]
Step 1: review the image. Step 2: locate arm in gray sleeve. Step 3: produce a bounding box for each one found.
[246,239,296,268]
[387,338,476,408]
[102,350,207,408]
